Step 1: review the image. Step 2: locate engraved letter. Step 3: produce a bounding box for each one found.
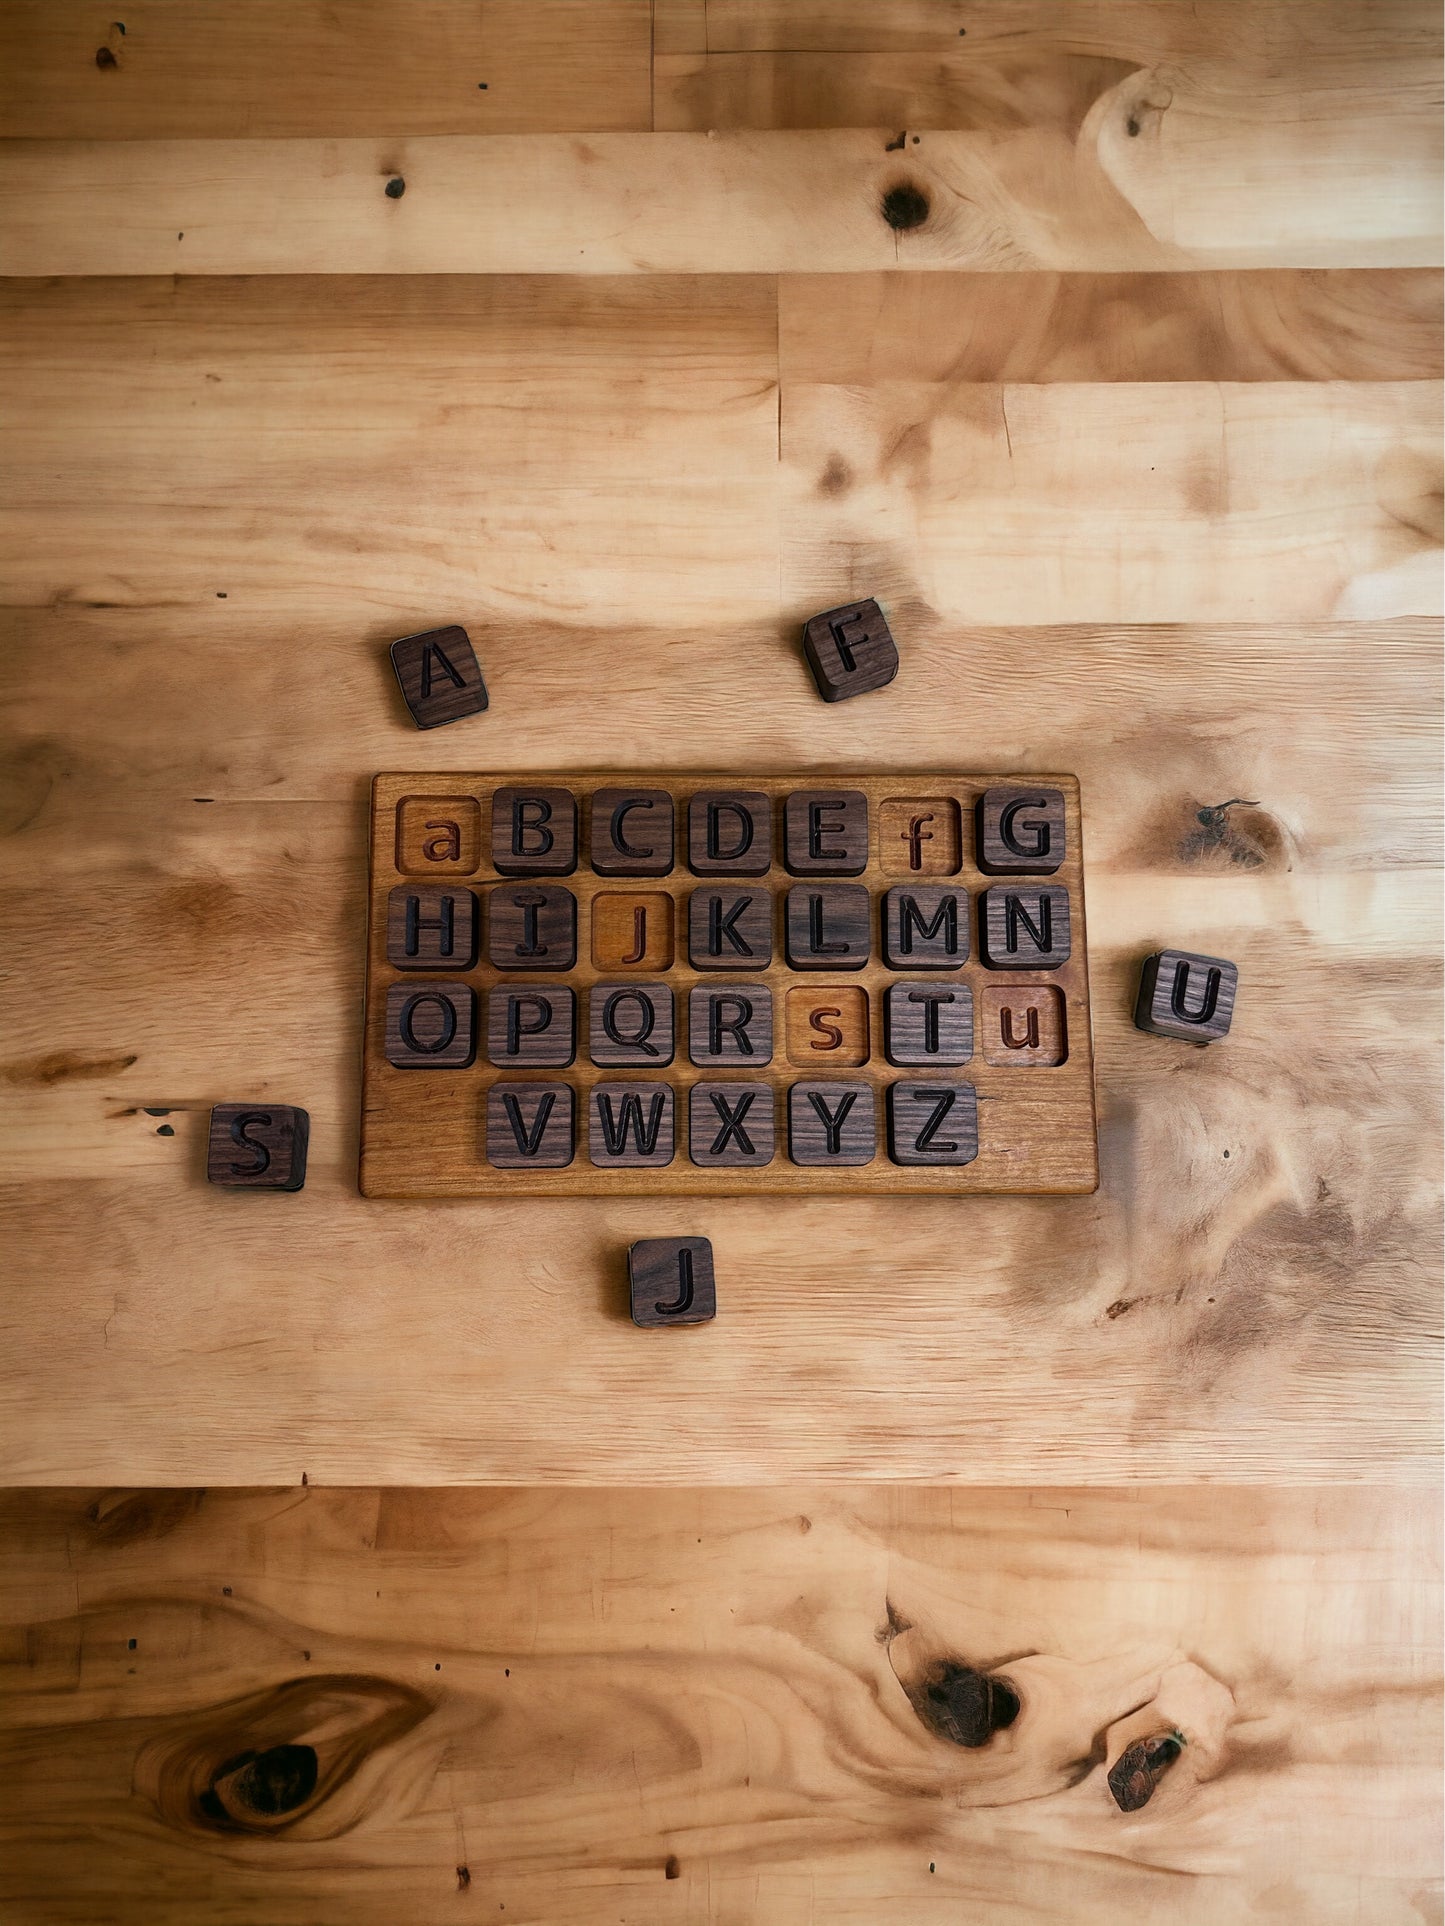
[807,1088,858,1155]
[1170,960,1221,1025]
[708,1090,757,1157]
[707,993,755,1057]
[512,796,554,858]
[603,988,658,1058]
[907,987,956,1054]
[228,1111,272,1176]
[422,819,461,863]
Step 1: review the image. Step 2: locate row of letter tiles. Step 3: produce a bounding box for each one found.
[384,981,1067,1070]
[395,786,1067,879]
[385,883,1072,972]
[483,1081,980,1168]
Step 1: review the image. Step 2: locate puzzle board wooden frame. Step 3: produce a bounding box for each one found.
[360,772,1099,1197]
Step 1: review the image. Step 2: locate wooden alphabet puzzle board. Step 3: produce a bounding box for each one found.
[360,774,1098,1196]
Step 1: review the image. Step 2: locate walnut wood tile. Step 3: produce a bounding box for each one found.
[394,794,481,877]
[785,884,870,969]
[687,789,772,875]
[388,623,488,730]
[485,1082,575,1169]
[589,982,675,1067]
[206,1103,309,1191]
[884,982,973,1067]
[687,888,773,970]
[980,985,1067,1066]
[590,788,674,876]
[383,981,476,1069]
[486,985,576,1069]
[787,1081,877,1166]
[1134,950,1239,1043]
[627,1236,715,1326]
[490,786,577,877]
[589,1083,675,1167]
[801,597,899,703]
[486,884,577,971]
[882,885,969,969]
[688,1083,775,1168]
[887,1082,980,1167]
[688,984,773,1067]
[385,886,479,970]
[975,786,1067,875]
[783,789,869,875]
[785,985,869,1068]
[979,886,1072,971]
[878,797,962,877]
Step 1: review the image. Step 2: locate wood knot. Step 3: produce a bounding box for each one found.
[95,46,118,69]
[138,1673,431,1839]
[881,183,929,231]
[914,1661,1020,1748]
[384,177,406,199]
[1108,1730,1183,1811]
[200,1744,317,1824]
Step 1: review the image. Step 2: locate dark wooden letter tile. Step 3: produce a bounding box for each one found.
[207,1104,309,1190]
[486,985,576,1068]
[785,884,871,969]
[590,788,674,876]
[801,598,899,703]
[688,888,773,970]
[486,1082,575,1168]
[887,1082,979,1166]
[487,885,577,971]
[975,786,1066,875]
[385,886,479,970]
[589,983,675,1067]
[687,790,772,875]
[628,1236,715,1326]
[1133,949,1238,1043]
[688,985,773,1067]
[688,1083,775,1167]
[491,786,577,876]
[787,1081,876,1165]
[589,1083,676,1167]
[979,886,1072,970]
[389,624,488,730]
[384,981,476,1068]
[783,789,869,875]
[882,886,969,968]
[884,982,973,1066]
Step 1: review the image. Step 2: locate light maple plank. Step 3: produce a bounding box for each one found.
[782,378,1443,623]
[694,0,1442,59]
[0,1486,1438,1923]
[2,125,1438,278]
[0,0,653,137]
[653,0,1443,274]
[0,276,780,628]
[779,270,1445,382]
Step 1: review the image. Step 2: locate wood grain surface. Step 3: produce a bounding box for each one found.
[0,6,1441,1912]
[0,1485,1438,1923]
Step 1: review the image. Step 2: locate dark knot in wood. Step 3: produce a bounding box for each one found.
[200,1743,318,1823]
[1108,1731,1184,1811]
[881,184,930,231]
[914,1661,1021,1748]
